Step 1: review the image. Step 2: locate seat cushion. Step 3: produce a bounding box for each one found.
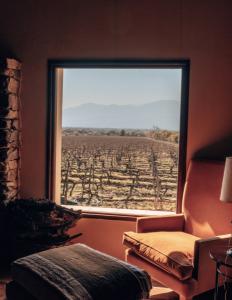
[123,231,200,281]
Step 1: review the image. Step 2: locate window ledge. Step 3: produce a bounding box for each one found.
[61,205,175,221]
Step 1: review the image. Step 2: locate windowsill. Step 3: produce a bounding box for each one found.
[61,205,175,221]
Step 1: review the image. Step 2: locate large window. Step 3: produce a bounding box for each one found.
[47,61,189,214]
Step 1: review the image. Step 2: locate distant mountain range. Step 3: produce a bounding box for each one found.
[62,100,180,131]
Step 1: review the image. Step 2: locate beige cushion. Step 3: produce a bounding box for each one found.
[123,231,199,280]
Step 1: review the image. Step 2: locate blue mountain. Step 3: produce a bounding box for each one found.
[62,100,180,131]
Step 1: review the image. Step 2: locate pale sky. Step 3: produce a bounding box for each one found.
[63,68,182,109]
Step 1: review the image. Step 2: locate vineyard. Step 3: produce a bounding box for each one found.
[61,132,179,212]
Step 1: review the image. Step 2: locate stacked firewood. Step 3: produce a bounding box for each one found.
[0,198,82,262]
[0,58,21,201]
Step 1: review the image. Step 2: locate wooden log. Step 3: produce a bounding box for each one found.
[0,109,18,119]
[12,120,19,129]
[0,180,18,190]
[0,119,12,129]
[0,160,18,172]
[0,94,18,110]
[0,169,17,181]
[0,148,19,161]
[0,58,21,202]
[1,189,18,200]
[0,68,21,80]
[8,159,18,170]
[0,76,20,94]
[0,58,22,70]
[7,77,20,94]
[0,120,20,130]
[0,130,19,147]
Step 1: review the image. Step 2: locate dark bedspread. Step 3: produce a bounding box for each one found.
[11,243,152,300]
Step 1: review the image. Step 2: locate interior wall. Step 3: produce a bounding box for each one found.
[69,217,136,260]
[0,0,232,257]
[0,0,231,198]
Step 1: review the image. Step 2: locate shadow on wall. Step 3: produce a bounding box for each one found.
[0,41,18,59]
[193,135,232,161]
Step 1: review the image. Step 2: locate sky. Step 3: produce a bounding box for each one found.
[62,68,182,109]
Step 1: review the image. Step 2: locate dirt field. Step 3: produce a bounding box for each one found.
[61,132,178,212]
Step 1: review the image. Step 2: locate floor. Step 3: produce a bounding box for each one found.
[0,276,217,300]
[0,282,179,300]
[0,284,219,300]
[0,266,221,300]
[149,285,178,300]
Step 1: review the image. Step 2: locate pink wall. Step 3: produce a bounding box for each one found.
[0,0,231,198]
[0,0,232,257]
[69,217,136,260]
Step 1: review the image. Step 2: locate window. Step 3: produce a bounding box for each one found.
[47,60,189,215]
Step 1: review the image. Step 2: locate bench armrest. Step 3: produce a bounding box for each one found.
[193,234,231,293]
[136,214,185,233]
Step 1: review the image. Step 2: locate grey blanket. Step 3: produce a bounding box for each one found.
[11,243,151,300]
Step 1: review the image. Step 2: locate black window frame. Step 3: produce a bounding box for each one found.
[47,59,190,214]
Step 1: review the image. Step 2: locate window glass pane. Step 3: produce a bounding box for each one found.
[61,68,182,212]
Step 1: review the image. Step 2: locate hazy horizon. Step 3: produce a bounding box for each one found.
[63,68,182,109]
[63,99,179,110]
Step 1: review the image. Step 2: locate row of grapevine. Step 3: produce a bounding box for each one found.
[61,135,178,211]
